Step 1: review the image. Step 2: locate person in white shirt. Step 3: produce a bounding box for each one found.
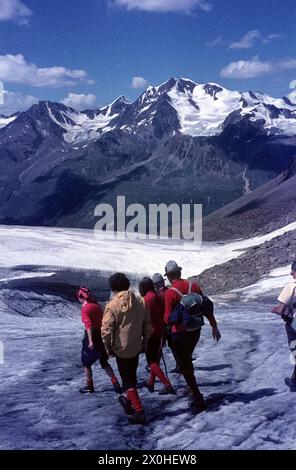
[272,260,296,392]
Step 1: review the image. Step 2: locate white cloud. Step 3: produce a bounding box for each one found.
[112,0,212,13]
[279,59,296,70]
[131,76,148,89]
[288,80,296,104]
[229,30,261,50]
[206,36,224,47]
[0,54,94,88]
[261,33,282,45]
[0,90,38,115]
[229,30,282,50]
[61,93,97,110]
[0,0,32,25]
[220,56,296,80]
[220,56,273,79]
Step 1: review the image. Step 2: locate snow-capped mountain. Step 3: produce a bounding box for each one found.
[115,77,296,138]
[2,77,295,143]
[0,77,296,228]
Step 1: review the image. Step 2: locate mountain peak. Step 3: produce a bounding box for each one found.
[141,77,197,98]
[28,100,75,115]
[111,95,131,105]
[105,95,132,116]
[157,77,177,87]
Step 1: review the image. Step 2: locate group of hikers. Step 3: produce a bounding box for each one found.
[77,258,296,425]
[77,260,221,425]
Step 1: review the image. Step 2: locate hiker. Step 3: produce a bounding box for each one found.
[152,272,168,297]
[139,277,175,395]
[152,272,181,374]
[163,260,221,413]
[271,260,296,392]
[77,287,122,394]
[101,273,152,425]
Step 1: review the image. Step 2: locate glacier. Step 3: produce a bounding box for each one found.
[0,225,296,449]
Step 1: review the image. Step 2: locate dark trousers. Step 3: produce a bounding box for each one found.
[172,329,201,396]
[81,331,109,368]
[146,336,162,365]
[166,331,180,369]
[116,354,139,390]
[172,329,200,373]
[286,324,296,378]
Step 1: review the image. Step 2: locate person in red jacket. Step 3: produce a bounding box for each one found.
[163,261,221,413]
[152,272,168,297]
[152,272,180,374]
[139,277,175,395]
[77,287,122,394]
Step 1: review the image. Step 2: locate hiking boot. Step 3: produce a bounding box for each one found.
[190,393,206,413]
[118,395,133,415]
[159,385,176,395]
[285,377,296,392]
[145,381,155,393]
[79,385,95,394]
[112,380,123,394]
[128,411,147,425]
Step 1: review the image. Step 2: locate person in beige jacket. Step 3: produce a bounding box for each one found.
[272,260,296,392]
[102,273,152,425]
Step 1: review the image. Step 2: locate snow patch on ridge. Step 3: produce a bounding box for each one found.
[0,115,17,129]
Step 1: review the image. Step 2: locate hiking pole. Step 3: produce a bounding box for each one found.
[161,349,170,381]
[159,332,170,380]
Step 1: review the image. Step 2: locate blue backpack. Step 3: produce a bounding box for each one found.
[168,282,205,331]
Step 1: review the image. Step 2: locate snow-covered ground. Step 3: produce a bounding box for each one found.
[232,265,291,302]
[0,221,295,278]
[0,225,295,450]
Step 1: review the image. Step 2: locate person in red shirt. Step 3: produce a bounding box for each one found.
[139,277,175,395]
[153,272,180,374]
[163,261,221,413]
[77,287,122,394]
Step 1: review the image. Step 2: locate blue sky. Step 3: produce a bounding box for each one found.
[0,0,296,114]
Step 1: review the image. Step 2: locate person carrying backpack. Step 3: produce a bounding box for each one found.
[77,287,122,395]
[152,272,168,297]
[101,273,152,425]
[271,260,296,392]
[163,260,221,413]
[152,272,181,374]
[139,277,175,395]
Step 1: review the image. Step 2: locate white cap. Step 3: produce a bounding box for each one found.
[164,260,182,277]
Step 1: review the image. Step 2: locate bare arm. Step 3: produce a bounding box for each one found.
[200,294,221,342]
[86,328,94,349]
[101,307,116,356]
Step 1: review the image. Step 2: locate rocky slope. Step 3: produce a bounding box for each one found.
[193,229,296,296]
[203,155,296,242]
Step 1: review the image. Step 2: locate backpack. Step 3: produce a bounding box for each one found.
[168,282,207,332]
